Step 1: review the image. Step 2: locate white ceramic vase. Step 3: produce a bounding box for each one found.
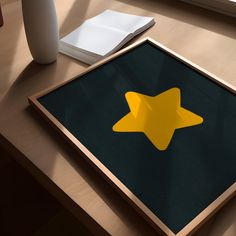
[22,0,59,64]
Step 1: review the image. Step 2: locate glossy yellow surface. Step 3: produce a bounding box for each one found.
[113,88,203,151]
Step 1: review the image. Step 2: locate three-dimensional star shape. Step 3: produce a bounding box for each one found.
[112,88,204,151]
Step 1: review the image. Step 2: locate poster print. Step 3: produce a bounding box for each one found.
[29,38,236,235]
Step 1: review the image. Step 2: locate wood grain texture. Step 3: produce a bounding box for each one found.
[0,0,236,235]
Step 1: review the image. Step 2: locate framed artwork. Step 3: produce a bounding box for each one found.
[29,38,236,235]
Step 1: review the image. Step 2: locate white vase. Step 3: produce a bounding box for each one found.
[22,0,59,64]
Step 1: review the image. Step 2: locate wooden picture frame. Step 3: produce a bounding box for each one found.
[29,38,236,236]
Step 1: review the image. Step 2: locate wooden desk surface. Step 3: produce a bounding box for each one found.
[0,0,236,235]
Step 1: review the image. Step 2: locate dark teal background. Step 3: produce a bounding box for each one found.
[39,42,236,233]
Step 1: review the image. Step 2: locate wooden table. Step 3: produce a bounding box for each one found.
[0,0,236,235]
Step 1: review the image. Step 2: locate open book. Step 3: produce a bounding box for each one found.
[59,10,155,64]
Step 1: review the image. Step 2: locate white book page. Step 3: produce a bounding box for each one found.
[88,10,154,34]
[60,21,129,57]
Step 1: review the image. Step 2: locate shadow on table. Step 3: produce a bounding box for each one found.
[0,59,160,236]
[116,0,236,40]
[25,104,160,236]
[194,196,236,236]
[59,0,90,37]
[0,1,23,96]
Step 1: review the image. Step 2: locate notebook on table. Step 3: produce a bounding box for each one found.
[59,10,155,64]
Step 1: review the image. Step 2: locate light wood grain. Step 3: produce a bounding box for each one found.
[0,0,236,235]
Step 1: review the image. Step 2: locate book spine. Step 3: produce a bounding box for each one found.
[0,4,3,27]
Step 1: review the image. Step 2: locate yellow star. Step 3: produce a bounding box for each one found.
[112,88,204,151]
